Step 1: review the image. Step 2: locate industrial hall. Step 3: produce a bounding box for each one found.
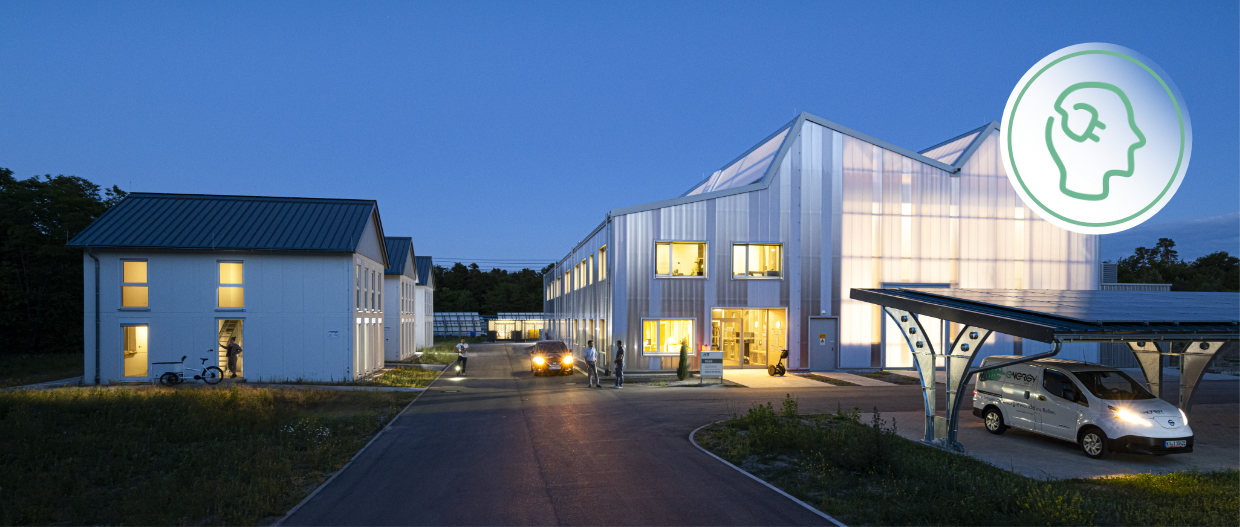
[543,112,1099,372]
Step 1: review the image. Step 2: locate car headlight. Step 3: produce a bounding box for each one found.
[562,355,573,365]
[1109,406,1152,427]
[533,356,545,365]
[1179,408,1189,426]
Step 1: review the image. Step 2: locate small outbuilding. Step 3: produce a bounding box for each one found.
[68,193,391,384]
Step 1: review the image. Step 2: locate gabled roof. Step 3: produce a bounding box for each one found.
[68,193,386,261]
[383,237,416,277]
[919,122,1000,169]
[415,256,434,288]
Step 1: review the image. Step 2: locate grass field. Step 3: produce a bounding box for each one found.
[0,386,417,525]
[0,353,83,388]
[365,366,440,387]
[697,395,1239,526]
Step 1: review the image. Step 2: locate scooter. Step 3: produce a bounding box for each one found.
[767,349,789,377]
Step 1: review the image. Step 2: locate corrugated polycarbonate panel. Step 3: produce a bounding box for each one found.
[68,193,375,251]
[919,131,980,165]
[686,128,790,196]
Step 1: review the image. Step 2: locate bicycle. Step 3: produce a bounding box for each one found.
[156,353,224,386]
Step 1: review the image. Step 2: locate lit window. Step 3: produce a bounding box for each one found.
[588,255,594,284]
[599,246,607,280]
[732,243,782,278]
[641,319,695,355]
[655,242,706,277]
[122,324,148,377]
[355,265,361,309]
[218,262,244,308]
[121,260,148,307]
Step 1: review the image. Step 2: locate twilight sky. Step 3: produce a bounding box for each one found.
[2,1,1236,269]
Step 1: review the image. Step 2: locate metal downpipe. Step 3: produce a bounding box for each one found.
[87,247,101,385]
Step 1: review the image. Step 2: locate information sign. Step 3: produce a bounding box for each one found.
[700,351,723,379]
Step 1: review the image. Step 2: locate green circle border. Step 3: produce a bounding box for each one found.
[1006,49,1186,227]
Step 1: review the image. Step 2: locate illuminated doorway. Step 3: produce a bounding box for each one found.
[217,319,243,377]
[711,308,787,368]
[122,325,148,377]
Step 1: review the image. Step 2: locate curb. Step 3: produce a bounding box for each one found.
[689,422,847,527]
[274,357,458,526]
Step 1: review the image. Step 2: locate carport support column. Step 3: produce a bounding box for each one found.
[1128,341,1165,398]
[944,326,992,449]
[1178,341,1229,414]
[883,308,938,444]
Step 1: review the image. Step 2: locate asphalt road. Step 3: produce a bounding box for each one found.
[283,343,1239,526]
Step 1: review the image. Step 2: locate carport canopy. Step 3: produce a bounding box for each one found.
[849,288,1239,451]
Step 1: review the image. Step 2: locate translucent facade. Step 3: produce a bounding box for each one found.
[547,113,1099,372]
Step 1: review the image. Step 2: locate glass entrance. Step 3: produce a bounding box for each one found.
[711,308,787,368]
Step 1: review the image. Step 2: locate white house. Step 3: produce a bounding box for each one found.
[68,193,391,384]
[383,237,419,361]
[414,255,435,349]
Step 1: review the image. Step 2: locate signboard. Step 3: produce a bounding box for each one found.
[818,333,826,345]
[700,351,723,379]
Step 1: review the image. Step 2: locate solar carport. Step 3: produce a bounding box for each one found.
[850,288,1239,451]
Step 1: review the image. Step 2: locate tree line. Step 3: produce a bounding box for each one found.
[1114,238,1238,292]
[431,262,554,315]
[1,169,126,356]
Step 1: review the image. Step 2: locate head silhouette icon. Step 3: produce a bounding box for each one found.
[1046,82,1146,201]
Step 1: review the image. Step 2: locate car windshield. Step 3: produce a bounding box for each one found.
[1073,370,1155,401]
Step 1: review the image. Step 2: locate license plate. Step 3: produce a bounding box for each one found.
[550,364,561,370]
[1165,440,1186,448]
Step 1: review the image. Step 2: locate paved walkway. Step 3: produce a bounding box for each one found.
[812,371,892,387]
[723,369,830,388]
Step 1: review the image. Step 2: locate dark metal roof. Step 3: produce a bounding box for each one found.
[383,237,414,275]
[850,288,1240,343]
[415,256,434,287]
[67,193,377,252]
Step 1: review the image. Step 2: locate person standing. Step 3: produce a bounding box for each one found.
[583,340,600,387]
[612,340,625,388]
[223,337,242,379]
[455,338,469,375]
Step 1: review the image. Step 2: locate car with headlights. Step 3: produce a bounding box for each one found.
[973,356,1192,459]
[529,340,574,376]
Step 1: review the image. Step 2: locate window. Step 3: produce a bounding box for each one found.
[588,255,594,284]
[1042,370,1079,402]
[1075,370,1155,401]
[641,319,695,355]
[599,246,607,280]
[218,262,244,308]
[732,243,782,278]
[655,241,706,277]
[121,260,148,308]
[355,265,361,309]
[122,324,148,377]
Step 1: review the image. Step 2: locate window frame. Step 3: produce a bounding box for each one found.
[640,317,696,357]
[216,260,245,311]
[653,240,709,279]
[730,242,784,280]
[119,259,150,310]
[599,246,607,281]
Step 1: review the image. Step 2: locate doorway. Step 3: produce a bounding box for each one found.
[711,308,787,368]
[218,319,243,377]
[122,325,148,377]
[808,317,838,370]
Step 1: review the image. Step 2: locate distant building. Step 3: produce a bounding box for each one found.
[545,113,1101,372]
[383,237,419,361]
[414,256,435,349]
[68,193,391,383]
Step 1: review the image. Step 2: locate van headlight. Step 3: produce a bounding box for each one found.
[1108,406,1152,427]
[562,355,573,365]
[1179,408,1188,426]
[533,356,545,365]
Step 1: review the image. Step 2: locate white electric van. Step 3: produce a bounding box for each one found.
[972,356,1193,459]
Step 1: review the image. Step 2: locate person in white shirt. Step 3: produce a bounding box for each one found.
[582,340,600,387]
[455,338,469,375]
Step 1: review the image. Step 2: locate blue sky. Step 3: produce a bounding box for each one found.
[2,1,1236,269]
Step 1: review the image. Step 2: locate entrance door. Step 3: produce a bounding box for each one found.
[218,320,243,377]
[122,325,149,377]
[808,317,838,370]
[717,318,743,366]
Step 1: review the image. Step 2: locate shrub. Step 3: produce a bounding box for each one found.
[676,339,689,381]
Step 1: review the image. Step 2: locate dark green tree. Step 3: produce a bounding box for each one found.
[431,262,553,315]
[1115,238,1238,292]
[0,169,125,355]
[677,339,689,381]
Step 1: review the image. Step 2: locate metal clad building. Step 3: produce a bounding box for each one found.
[544,113,1100,372]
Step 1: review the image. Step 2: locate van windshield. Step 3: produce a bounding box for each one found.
[1074,370,1155,401]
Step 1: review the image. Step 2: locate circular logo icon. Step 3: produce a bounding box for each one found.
[1000,43,1192,234]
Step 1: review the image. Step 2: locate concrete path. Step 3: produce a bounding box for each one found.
[723,369,829,389]
[812,372,892,387]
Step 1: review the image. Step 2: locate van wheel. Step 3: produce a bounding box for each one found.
[1079,428,1110,459]
[983,407,1007,435]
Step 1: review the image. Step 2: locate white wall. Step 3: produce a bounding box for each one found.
[82,249,383,384]
[414,285,434,349]
[384,274,417,361]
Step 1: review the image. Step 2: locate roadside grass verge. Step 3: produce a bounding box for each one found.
[262,366,442,389]
[0,386,416,525]
[399,348,459,365]
[696,394,1239,526]
[860,370,921,385]
[0,353,83,388]
[794,373,858,387]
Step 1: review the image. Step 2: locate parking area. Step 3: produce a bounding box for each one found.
[878,379,1239,479]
